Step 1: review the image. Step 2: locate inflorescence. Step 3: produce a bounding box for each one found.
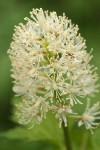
[8,8,100,132]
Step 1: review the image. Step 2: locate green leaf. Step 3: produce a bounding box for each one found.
[0,112,65,150]
[0,137,57,150]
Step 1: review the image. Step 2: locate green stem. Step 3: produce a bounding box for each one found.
[62,122,72,150]
[80,132,89,150]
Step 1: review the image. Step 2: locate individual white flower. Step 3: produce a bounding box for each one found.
[51,104,75,127]
[78,100,100,133]
[8,8,99,127]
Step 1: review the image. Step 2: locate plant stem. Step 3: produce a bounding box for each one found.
[62,122,72,150]
[80,132,89,150]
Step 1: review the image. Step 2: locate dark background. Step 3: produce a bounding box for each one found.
[0,0,100,150]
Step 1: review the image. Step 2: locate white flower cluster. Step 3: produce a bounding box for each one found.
[8,8,100,131]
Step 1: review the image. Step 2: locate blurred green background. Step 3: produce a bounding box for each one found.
[0,0,100,150]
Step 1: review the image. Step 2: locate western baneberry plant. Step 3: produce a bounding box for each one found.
[8,8,100,150]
